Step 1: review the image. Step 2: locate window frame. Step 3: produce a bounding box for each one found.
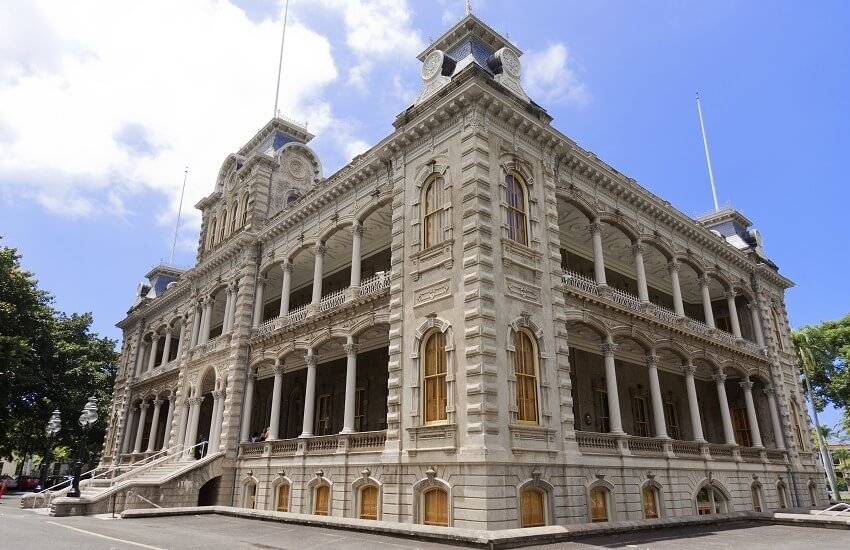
[751,483,762,512]
[422,175,446,250]
[315,393,332,436]
[520,488,546,527]
[513,330,539,424]
[664,401,680,440]
[313,484,330,516]
[275,481,290,512]
[633,395,650,437]
[243,481,257,509]
[359,484,379,520]
[595,389,610,433]
[504,172,530,246]
[589,486,610,523]
[422,487,449,527]
[354,386,367,432]
[422,330,448,425]
[732,407,752,447]
[642,485,660,519]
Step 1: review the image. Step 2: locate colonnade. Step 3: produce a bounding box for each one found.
[581,220,758,341]
[190,282,239,347]
[133,322,186,377]
[239,336,362,441]
[253,220,367,327]
[595,337,784,450]
[121,393,178,456]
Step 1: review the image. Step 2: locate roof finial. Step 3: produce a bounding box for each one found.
[466,0,472,16]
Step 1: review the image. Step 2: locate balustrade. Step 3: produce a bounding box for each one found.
[359,272,390,297]
[320,288,347,312]
[239,430,387,458]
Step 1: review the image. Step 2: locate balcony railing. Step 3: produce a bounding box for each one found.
[286,304,308,325]
[359,272,390,297]
[320,288,347,312]
[575,431,786,464]
[238,430,387,458]
[561,270,766,357]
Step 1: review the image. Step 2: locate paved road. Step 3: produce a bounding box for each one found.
[2,493,848,549]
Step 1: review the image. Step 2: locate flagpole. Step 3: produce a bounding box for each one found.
[273,0,290,119]
[696,92,720,212]
[170,167,188,265]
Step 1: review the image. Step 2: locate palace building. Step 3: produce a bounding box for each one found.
[88,14,823,527]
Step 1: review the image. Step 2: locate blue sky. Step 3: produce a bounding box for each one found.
[1,1,848,428]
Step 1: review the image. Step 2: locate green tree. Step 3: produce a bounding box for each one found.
[0,239,117,468]
[793,316,850,413]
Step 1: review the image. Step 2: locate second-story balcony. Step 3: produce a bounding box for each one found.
[239,430,387,459]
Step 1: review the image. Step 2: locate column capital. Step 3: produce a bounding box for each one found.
[725,290,737,300]
[668,259,680,272]
[313,244,326,256]
[211,390,225,400]
[152,398,162,407]
[151,333,161,342]
[281,258,293,272]
[140,401,151,410]
[644,354,658,368]
[600,342,618,356]
[351,221,364,237]
[762,385,775,396]
[712,373,727,383]
[681,363,697,377]
[257,276,268,288]
[746,302,759,312]
[272,363,285,376]
[189,396,205,406]
[247,371,258,382]
[305,353,319,367]
[698,275,711,288]
[739,380,754,391]
[588,221,603,235]
[631,241,645,255]
[343,343,360,356]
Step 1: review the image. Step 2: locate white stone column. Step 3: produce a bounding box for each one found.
[301,351,318,437]
[222,287,233,333]
[240,371,256,442]
[145,399,163,453]
[601,341,624,435]
[190,304,202,348]
[713,373,736,445]
[669,261,685,318]
[740,379,763,448]
[121,407,136,454]
[589,220,607,286]
[133,402,150,454]
[645,354,668,438]
[350,222,364,288]
[134,340,147,376]
[268,361,284,440]
[682,363,705,442]
[199,299,213,344]
[764,386,785,450]
[749,303,766,347]
[208,390,224,452]
[279,260,292,318]
[252,277,266,328]
[341,338,359,434]
[162,396,176,450]
[726,291,742,339]
[147,334,160,371]
[699,277,716,329]
[311,244,326,305]
[176,398,189,450]
[161,329,173,365]
[227,283,238,330]
[633,241,649,303]
[185,397,203,458]
[175,320,186,360]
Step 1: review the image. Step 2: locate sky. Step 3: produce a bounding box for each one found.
[1,1,849,428]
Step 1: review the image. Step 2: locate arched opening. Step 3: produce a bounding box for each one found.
[789,400,806,450]
[359,485,379,520]
[777,482,788,509]
[751,482,763,512]
[423,175,447,249]
[240,193,250,227]
[206,287,227,341]
[675,260,706,322]
[243,481,257,509]
[219,210,228,242]
[808,482,817,507]
[520,488,546,527]
[589,486,610,522]
[275,481,290,512]
[314,484,330,516]
[423,331,448,425]
[695,484,728,515]
[422,487,449,526]
[557,197,596,280]
[208,217,217,249]
[505,173,529,245]
[197,476,221,506]
[513,330,539,424]
[642,485,660,518]
[195,369,216,457]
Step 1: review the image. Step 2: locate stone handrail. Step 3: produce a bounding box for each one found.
[359,272,390,297]
[239,431,388,458]
[739,447,763,462]
[575,431,620,452]
[241,442,264,457]
[306,434,341,453]
[627,436,666,454]
[270,439,298,454]
[765,449,787,463]
[348,430,388,450]
[708,443,736,458]
[201,336,223,354]
[670,440,703,456]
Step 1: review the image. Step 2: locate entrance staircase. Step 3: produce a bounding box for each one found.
[22,443,222,516]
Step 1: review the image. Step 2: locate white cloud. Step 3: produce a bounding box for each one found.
[522,43,588,106]
[0,0,338,235]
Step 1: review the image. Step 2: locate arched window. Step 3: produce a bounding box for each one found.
[287,193,299,205]
[208,218,217,249]
[589,486,610,522]
[521,488,546,527]
[505,173,528,245]
[790,400,806,450]
[275,482,290,512]
[220,211,229,242]
[696,485,728,515]
[230,203,238,234]
[241,194,250,227]
[423,331,447,424]
[423,488,448,526]
[243,482,257,509]
[359,485,378,520]
[314,485,330,516]
[423,176,445,249]
[514,331,538,424]
[642,486,659,519]
[771,306,785,351]
[808,483,817,506]
[751,483,763,512]
[777,482,788,509]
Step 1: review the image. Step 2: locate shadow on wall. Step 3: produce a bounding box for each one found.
[198,476,221,506]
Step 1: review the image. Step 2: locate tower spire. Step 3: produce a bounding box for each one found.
[273,0,290,119]
[696,92,720,213]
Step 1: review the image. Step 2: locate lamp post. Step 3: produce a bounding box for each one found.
[38,409,62,491]
[68,397,98,498]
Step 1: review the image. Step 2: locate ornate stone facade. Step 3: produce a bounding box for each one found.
[100,14,824,529]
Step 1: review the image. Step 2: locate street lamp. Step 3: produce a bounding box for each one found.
[38,410,62,490]
[68,397,98,498]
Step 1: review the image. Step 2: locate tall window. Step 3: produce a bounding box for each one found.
[241,194,250,227]
[595,389,610,433]
[314,485,330,516]
[354,387,367,432]
[276,483,290,512]
[633,396,649,437]
[777,483,788,509]
[514,331,538,423]
[423,176,445,249]
[589,487,609,522]
[751,484,762,512]
[423,332,447,424]
[771,307,785,351]
[220,211,228,241]
[316,394,332,436]
[505,174,528,245]
[230,203,238,234]
[243,482,256,509]
[664,402,680,439]
[208,218,217,249]
[423,488,448,526]
[642,486,659,519]
[360,485,378,520]
[696,486,727,515]
[521,489,546,527]
[808,484,817,506]
[732,407,752,447]
[790,400,805,449]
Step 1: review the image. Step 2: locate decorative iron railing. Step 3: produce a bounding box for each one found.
[320,288,347,312]
[359,272,390,297]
